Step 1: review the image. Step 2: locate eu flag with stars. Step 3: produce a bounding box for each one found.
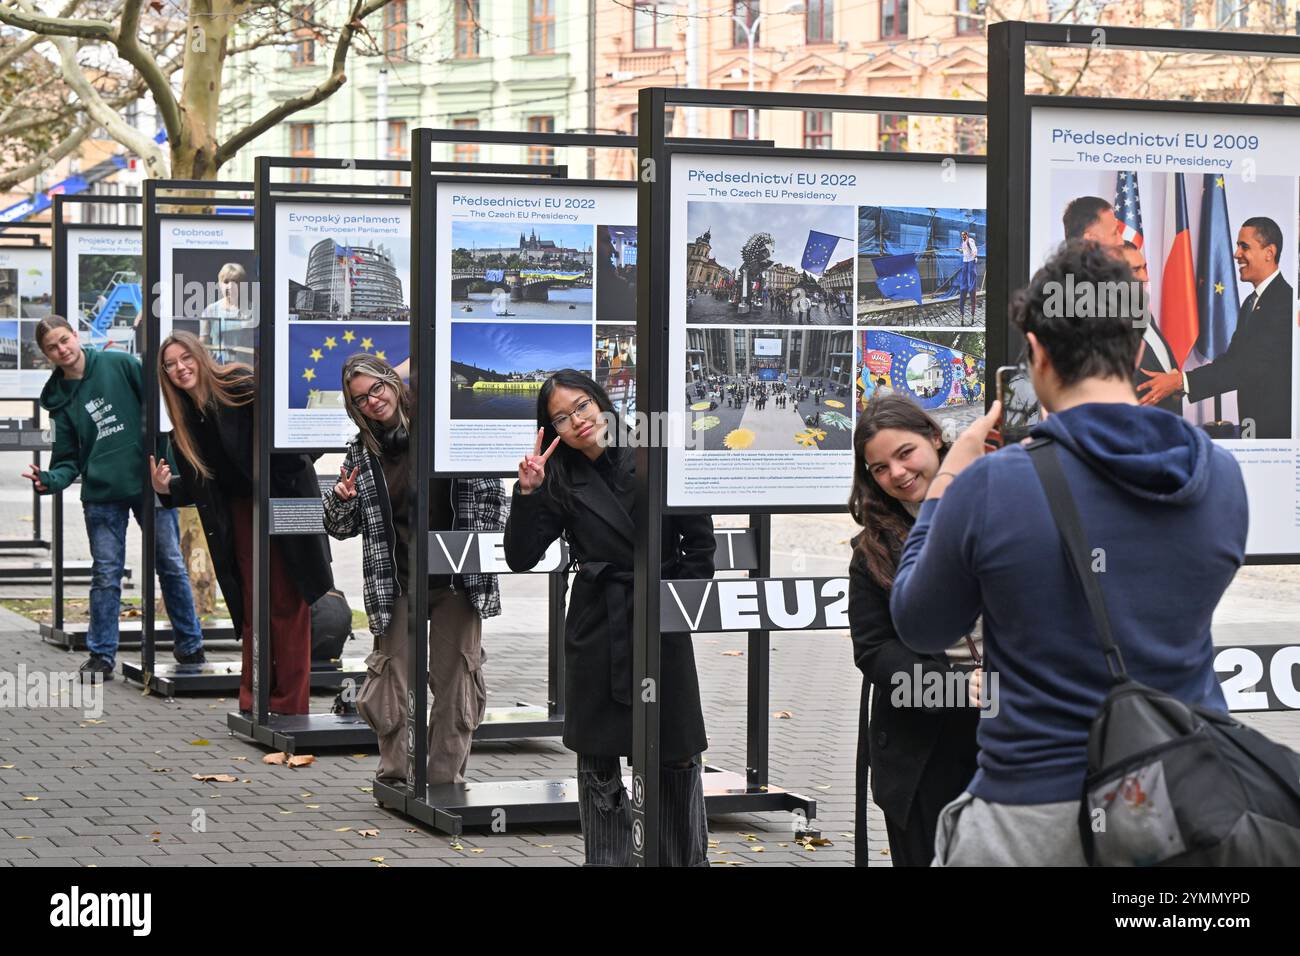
[800,230,840,275]
[288,323,411,409]
[1114,170,1144,247]
[872,253,923,305]
[1194,173,1239,361]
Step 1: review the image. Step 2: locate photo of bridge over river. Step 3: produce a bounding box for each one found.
[449,220,594,323]
[449,321,593,420]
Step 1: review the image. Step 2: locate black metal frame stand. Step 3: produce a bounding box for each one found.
[987,18,1300,565]
[0,227,55,564]
[229,153,572,753]
[631,86,988,864]
[372,126,806,837]
[40,194,143,650]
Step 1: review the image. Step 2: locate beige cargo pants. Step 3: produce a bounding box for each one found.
[364,587,486,786]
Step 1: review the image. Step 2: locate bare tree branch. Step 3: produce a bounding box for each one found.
[215,0,394,167]
[22,1,168,176]
[0,30,41,74]
[0,122,90,193]
[0,1,115,41]
[114,0,182,139]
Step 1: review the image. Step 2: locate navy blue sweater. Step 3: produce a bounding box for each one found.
[890,402,1247,804]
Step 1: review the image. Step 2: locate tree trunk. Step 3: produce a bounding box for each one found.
[178,510,217,617]
[161,4,236,615]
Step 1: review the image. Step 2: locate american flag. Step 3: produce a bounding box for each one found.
[1114,171,1144,247]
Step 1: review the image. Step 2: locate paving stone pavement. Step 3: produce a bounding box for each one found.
[1,471,1298,868]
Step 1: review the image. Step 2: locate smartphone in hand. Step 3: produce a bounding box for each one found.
[990,365,1040,449]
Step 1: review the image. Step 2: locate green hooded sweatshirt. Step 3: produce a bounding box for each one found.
[38,347,146,503]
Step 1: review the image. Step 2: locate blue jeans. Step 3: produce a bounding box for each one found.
[83,501,204,662]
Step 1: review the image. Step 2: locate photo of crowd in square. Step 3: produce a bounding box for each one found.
[685,201,855,326]
[856,206,985,329]
[684,326,853,451]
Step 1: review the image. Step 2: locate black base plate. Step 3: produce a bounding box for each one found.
[373,769,817,836]
[40,620,239,652]
[0,559,114,581]
[226,703,563,753]
[121,658,367,697]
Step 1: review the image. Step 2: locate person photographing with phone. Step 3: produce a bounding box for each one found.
[889,240,1246,865]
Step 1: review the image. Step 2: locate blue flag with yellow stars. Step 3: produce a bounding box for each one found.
[288,323,411,409]
[872,253,923,304]
[1193,172,1239,362]
[800,230,841,275]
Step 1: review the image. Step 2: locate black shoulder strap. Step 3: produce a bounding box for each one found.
[1025,437,1128,682]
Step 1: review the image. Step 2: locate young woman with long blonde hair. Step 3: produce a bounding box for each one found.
[149,331,333,714]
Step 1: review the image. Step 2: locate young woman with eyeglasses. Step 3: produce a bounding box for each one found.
[322,353,507,786]
[503,369,717,866]
[148,331,334,715]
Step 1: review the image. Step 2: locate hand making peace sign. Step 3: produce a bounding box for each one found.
[334,465,360,500]
[517,428,561,495]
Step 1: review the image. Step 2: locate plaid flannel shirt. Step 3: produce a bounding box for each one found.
[322,436,508,639]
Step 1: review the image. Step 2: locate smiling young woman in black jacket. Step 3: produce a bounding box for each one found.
[848,394,981,866]
[503,370,716,867]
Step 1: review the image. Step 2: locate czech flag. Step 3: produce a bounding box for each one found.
[1160,174,1199,367]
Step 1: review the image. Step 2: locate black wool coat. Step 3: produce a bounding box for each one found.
[160,374,334,636]
[848,536,978,858]
[503,447,716,761]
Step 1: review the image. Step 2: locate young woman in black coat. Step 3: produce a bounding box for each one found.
[503,370,716,867]
[148,331,333,715]
[848,394,981,866]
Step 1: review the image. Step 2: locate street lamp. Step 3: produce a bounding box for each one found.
[732,1,805,140]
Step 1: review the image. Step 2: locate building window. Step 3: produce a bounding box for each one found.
[804,110,831,149]
[455,0,480,58]
[387,120,409,162]
[733,0,760,47]
[881,0,908,39]
[290,5,315,66]
[1216,0,1246,28]
[879,113,908,152]
[453,118,480,163]
[731,109,750,140]
[384,1,408,59]
[530,0,556,53]
[806,0,833,43]
[527,115,555,165]
[956,0,983,35]
[290,122,315,183]
[634,0,663,49]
